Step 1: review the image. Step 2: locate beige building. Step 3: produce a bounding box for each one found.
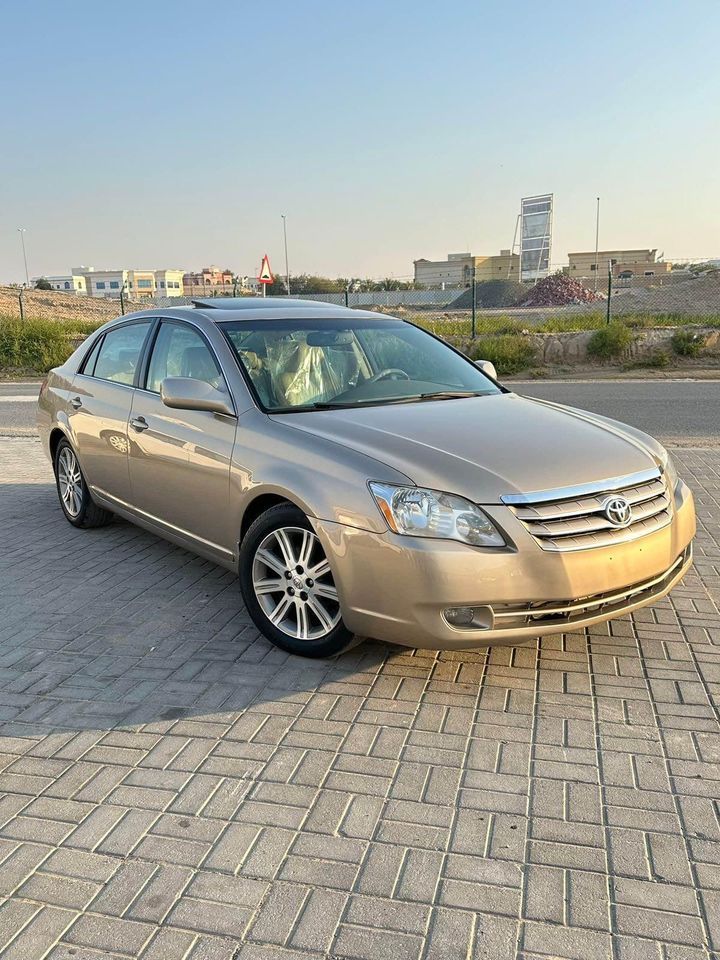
[36,274,87,294]
[183,265,234,297]
[414,251,520,288]
[568,249,671,279]
[79,268,184,299]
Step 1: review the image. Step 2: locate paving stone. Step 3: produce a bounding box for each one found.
[1,439,719,959]
[1,905,77,960]
[166,896,253,939]
[64,913,156,955]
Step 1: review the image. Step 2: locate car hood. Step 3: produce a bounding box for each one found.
[273,393,662,503]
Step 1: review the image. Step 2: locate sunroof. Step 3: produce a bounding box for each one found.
[192,297,341,310]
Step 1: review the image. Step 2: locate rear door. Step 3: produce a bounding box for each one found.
[69,320,154,503]
[127,319,238,561]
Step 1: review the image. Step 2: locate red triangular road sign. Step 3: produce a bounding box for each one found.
[258,255,273,284]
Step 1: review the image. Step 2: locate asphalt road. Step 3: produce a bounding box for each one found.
[1,378,718,442]
[514,378,720,443]
[0,381,40,435]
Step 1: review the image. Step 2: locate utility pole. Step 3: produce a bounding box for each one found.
[593,197,600,292]
[17,228,29,286]
[281,215,290,295]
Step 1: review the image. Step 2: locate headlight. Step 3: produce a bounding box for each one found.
[663,451,679,491]
[369,482,505,547]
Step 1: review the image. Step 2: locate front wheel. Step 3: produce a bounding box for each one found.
[239,503,354,657]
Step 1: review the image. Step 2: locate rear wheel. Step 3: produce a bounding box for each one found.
[54,438,114,528]
[239,503,354,657]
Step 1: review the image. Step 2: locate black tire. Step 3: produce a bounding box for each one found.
[239,502,354,658]
[54,438,114,529]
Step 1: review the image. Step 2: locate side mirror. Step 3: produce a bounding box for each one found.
[160,377,235,417]
[475,359,498,381]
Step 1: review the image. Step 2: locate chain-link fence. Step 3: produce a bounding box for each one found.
[3,262,719,376]
[142,268,720,338]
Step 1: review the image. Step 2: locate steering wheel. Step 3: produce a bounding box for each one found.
[367,367,410,384]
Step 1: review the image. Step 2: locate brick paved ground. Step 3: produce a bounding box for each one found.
[0,437,719,960]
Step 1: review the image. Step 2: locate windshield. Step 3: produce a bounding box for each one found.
[222,318,501,412]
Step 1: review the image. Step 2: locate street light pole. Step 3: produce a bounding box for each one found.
[17,228,29,286]
[281,214,290,296]
[593,197,600,293]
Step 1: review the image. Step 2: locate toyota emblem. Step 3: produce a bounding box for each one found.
[602,495,633,528]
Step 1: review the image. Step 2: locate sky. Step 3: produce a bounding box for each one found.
[1,0,718,283]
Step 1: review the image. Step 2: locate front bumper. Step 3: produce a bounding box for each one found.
[312,480,696,650]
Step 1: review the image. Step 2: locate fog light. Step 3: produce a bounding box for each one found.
[444,606,475,626]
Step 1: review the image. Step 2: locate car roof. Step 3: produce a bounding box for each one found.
[111,297,398,325]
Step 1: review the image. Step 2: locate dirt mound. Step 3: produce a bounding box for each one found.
[0,286,142,324]
[521,273,604,307]
[611,273,720,316]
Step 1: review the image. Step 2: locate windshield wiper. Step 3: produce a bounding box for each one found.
[310,396,415,409]
[310,391,485,410]
[418,391,485,401]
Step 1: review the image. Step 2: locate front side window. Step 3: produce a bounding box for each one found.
[145,321,223,394]
[92,322,152,385]
[223,318,501,412]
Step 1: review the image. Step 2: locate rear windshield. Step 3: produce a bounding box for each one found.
[221,318,501,412]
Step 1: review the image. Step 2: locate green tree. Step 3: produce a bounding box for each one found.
[35,277,52,290]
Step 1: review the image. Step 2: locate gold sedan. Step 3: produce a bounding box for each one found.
[38,299,695,657]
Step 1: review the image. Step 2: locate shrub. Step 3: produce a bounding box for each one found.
[466,335,537,375]
[0,315,100,373]
[671,329,706,356]
[587,323,634,360]
[644,350,672,368]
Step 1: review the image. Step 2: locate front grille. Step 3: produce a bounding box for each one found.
[491,547,690,630]
[502,468,672,552]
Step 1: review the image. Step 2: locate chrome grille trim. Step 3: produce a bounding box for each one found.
[504,469,672,552]
[491,548,689,629]
[501,466,661,506]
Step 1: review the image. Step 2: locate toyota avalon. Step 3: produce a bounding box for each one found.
[37,299,695,657]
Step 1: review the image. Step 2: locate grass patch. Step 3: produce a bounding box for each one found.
[587,323,634,360]
[465,335,537,375]
[623,349,672,370]
[0,314,102,373]
[411,310,720,339]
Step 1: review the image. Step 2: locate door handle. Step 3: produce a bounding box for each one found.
[130,416,149,432]
[70,397,82,409]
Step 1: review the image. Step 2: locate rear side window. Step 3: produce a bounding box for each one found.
[145,321,223,393]
[92,322,152,385]
[80,335,104,376]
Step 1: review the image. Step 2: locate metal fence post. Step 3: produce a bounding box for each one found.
[344,287,349,308]
[18,288,25,322]
[120,283,126,316]
[471,269,477,338]
[606,260,612,325]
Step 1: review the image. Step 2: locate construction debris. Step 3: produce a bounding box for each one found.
[521,273,604,307]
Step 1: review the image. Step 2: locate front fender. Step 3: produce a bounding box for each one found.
[229,409,412,539]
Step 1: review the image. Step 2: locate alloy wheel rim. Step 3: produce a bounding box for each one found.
[252,526,341,641]
[57,448,83,517]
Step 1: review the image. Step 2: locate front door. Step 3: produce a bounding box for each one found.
[68,320,153,503]
[127,319,237,562]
